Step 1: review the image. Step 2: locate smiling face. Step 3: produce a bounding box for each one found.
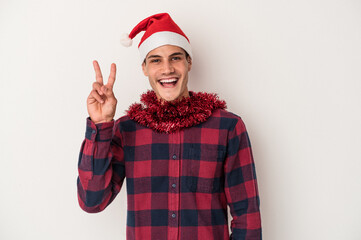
[142,45,192,102]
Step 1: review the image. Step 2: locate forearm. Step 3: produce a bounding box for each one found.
[227,161,262,239]
[227,190,262,239]
[77,118,124,213]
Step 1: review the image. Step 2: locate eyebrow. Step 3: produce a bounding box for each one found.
[147,52,185,60]
[147,54,161,59]
[169,52,184,57]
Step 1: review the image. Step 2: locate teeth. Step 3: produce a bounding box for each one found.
[159,78,177,83]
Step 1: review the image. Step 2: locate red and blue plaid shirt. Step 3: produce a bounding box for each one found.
[77,109,262,239]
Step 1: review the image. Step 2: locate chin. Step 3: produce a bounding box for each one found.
[154,84,188,102]
[155,88,179,101]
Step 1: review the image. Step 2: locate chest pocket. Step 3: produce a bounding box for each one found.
[186,146,225,193]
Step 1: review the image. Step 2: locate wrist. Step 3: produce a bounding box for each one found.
[90,117,114,124]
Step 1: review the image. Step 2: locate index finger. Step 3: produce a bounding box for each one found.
[106,63,116,89]
[93,60,103,85]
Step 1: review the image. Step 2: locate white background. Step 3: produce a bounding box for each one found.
[1,0,360,239]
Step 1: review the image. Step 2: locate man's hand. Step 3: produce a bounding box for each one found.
[87,60,117,124]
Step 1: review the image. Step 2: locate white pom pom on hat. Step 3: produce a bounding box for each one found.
[120,33,133,47]
[120,13,192,61]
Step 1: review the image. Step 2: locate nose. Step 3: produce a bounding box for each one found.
[161,60,175,74]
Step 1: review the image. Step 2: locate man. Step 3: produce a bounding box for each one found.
[77,13,262,240]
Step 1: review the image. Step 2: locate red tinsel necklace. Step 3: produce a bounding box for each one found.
[127,90,227,133]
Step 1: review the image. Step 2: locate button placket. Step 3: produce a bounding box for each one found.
[168,131,181,240]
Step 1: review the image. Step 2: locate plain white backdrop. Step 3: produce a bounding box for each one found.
[1,0,360,239]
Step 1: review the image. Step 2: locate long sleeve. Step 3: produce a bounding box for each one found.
[224,117,262,239]
[77,117,125,213]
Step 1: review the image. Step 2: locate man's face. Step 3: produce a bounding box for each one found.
[142,45,192,102]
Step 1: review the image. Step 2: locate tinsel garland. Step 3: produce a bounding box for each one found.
[127,90,227,133]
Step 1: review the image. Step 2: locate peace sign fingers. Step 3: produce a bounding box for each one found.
[88,60,118,124]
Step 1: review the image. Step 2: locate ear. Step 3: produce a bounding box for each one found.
[187,56,192,72]
[142,62,148,76]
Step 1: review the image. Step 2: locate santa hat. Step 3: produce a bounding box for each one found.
[120,13,193,61]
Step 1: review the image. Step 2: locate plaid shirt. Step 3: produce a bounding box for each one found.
[77,109,262,240]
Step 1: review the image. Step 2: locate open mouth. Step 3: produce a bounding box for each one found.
[158,78,178,88]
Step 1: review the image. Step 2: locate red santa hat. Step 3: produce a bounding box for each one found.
[120,13,193,61]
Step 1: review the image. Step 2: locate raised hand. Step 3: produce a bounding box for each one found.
[87,60,117,124]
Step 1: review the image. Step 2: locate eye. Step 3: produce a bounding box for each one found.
[150,59,160,63]
[171,56,181,61]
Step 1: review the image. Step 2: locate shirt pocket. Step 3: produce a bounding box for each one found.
[186,146,225,193]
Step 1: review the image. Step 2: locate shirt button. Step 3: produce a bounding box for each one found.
[92,130,96,134]
[172,183,176,188]
[172,154,177,159]
[171,213,176,218]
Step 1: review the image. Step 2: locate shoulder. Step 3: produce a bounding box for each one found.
[114,114,138,132]
[210,108,247,132]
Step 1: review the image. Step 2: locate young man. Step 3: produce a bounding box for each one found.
[77,13,262,240]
